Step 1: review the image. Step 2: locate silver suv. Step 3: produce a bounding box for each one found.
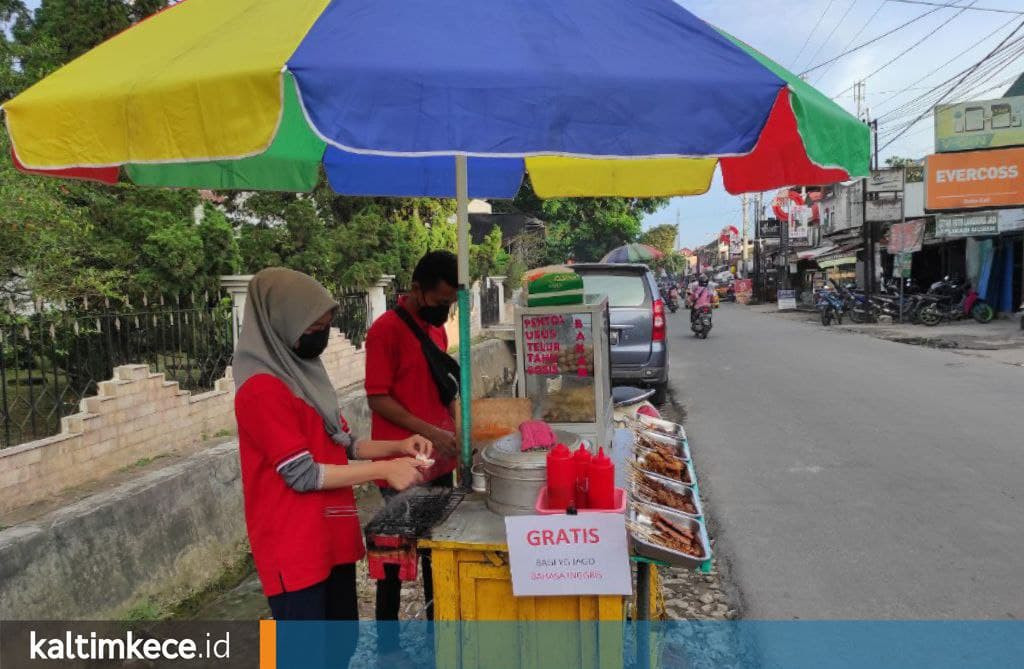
[571,263,669,404]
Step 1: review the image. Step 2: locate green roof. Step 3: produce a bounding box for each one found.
[1004,72,1024,98]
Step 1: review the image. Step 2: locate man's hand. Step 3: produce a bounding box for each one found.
[398,434,434,462]
[383,458,425,491]
[428,427,458,456]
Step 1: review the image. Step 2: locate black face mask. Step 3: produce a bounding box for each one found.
[294,327,330,359]
[419,303,451,327]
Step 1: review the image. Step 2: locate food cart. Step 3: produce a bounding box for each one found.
[365,295,713,668]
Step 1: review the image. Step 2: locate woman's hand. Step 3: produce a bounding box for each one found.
[397,434,434,462]
[383,458,424,491]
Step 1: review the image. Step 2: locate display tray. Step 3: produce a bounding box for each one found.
[636,414,687,440]
[628,502,710,569]
[636,429,690,461]
[629,472,703,519]
[633,451,696,486]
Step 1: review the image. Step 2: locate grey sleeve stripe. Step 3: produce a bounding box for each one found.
[277,451,322,492]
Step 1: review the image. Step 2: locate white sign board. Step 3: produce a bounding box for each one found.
[866,168,906,193]
[504,513,632,597]
[777,289,797,310]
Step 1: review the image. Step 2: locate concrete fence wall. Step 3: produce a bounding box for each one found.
[0,338,514,620]
[0,335,365,516]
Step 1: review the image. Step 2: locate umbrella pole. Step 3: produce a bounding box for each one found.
[455,154,472,489]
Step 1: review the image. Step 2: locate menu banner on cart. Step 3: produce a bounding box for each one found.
[505,513,631,597]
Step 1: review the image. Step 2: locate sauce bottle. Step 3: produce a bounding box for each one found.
[545,443,573,510]
[586,447,615,510]
[572,445,592,509]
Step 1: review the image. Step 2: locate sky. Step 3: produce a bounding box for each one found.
[643,0,1024,250]
[17,0,1024,250]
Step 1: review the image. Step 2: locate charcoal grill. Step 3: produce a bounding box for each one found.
[364,487,465,581]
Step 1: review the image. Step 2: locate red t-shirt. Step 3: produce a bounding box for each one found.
[235,373,365,597]
[364,296,456,482]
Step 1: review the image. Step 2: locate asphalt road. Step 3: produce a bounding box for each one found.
[666,304,1024,619]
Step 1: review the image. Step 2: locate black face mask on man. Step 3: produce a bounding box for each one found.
[294,327,330,359]
[418,303,451,327]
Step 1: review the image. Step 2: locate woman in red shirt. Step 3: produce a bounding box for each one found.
[233,268,432,622]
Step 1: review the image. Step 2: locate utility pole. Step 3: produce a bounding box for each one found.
[675,209,681,252]
[740,194,749,278]
[854,80,865,121]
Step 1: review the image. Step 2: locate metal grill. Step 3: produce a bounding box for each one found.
[364,487,465,540]
[481,281,501,326]
[334,290,368,348]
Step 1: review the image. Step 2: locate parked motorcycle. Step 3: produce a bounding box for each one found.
[815,286,846,326]
[836,282,876,324]
[918,277,994,326]
[691,305,713,338]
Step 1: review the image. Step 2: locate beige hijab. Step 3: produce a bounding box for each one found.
[233,268,352,448]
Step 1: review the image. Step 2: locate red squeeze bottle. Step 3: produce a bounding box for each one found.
[545,443,574,510]
[572,445,592,509]
[586,447,615,510]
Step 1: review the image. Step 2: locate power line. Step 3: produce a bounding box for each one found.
[879,16,1024,151]
[877,34,1024,120]
[802,0,861,75]
[871,12,1020,112]
[790,0,837,70]
[877,32,1024,123]
[830,0,978,99]
[886,0,1024,15]
[812,0,887,85]
[800,5,946,76]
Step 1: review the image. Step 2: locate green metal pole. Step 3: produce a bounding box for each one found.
[457,287,472,487]
[455,155,472,488]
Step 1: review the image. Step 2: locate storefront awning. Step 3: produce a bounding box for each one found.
[816,244,861,269]
[797,244,837,261]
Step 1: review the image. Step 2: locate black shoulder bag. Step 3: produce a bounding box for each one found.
[394,307,461,405]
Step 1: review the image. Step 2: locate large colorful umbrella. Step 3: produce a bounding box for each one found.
[601,244,665,264]
[1,0,869,476]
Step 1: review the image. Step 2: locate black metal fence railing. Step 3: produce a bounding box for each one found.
[0,295,234,449]
[385,283,407,312]
[481,282,501,326]
[334,290,369,349]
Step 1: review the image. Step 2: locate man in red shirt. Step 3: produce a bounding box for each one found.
[364,250,459,651]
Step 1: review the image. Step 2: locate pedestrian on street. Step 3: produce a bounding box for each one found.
[364,250,460,658]
[233,268,433,633]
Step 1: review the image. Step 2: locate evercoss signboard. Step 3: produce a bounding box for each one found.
[925,147,1024,211]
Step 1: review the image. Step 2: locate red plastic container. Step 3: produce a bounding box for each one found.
[545,443,573,510]
[535,486,626,514]
[586,447,615,510]
[572,445,592,509]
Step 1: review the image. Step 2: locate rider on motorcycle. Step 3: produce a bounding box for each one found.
[686,274,717,325]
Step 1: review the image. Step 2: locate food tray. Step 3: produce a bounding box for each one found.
[635,453,696,487]
[629,472,703,519]
[628,502,710,569]
[637,429,690,461]
[636,414,687,440]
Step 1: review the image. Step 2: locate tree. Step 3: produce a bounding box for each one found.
[640,224,678,255]
[884,156,923,183]
[14,0,169,78]
[493,178,669,263]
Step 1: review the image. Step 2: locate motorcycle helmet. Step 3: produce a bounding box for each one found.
[698,274,709,287]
